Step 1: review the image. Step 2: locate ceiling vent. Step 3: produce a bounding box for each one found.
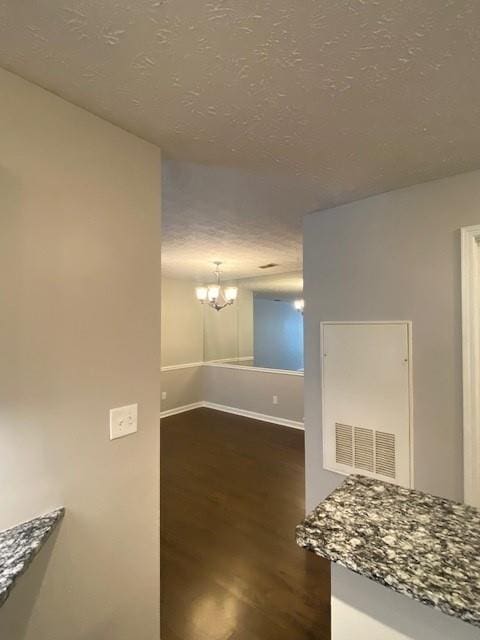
[258,263,278,269]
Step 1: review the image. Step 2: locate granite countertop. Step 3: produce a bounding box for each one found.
[296,475,480,628]
[0,508,65,607]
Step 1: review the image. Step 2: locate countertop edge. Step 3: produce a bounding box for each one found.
[295,528,479,629]
[0,508,65,609]
[296,475,480,629]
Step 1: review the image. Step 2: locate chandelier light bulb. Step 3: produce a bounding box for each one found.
[195,286,208,302]
[224,287,238,302]
[207,285,220,301]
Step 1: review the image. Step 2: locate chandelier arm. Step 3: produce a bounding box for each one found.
[209,300,233,311]
[196,262,236,312]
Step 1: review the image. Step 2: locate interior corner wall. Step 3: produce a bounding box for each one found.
[161,276,204,366]
[0,68,161,639]
[303,168,480,513]
[161,365,304,424]
[161,366,204,412]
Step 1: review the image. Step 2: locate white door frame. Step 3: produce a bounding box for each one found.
[461,225,480,507]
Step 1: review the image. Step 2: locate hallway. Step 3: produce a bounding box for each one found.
[160,408,330,640]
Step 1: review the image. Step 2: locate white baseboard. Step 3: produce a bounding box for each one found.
[160,401,204,419]
[161,400,304,430]
[203,402,304,430]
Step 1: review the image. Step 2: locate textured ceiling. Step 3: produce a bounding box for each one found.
[163,160,322,280]
[2,1,480,278]
[238,272,303,302]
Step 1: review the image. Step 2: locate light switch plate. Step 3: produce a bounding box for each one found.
[161,391,167,400]
[110,404,138,440]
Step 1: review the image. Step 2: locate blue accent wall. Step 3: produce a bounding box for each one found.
[253,297,304,371]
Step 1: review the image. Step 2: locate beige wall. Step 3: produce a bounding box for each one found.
[161,366,203,412]
[161,277,204,366]
[237,289,254,359]
[161,279,253,367]
[0,69,161,639]
[204,287,253,362]
[304,168,480,512]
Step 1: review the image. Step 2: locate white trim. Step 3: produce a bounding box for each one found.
[160,401,204,418]
[202,402,304,430]
[320,320,411,326]
[407,321,415,489]
[161,361,204,372]
[206,356,253,364]
[462,225,480,507]
[203,362,304,376]
[161,359,303,377]
[160,400,304,430]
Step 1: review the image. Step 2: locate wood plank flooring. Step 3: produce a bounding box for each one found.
[161,408,330,640]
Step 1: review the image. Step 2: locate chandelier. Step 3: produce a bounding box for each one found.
[195,262,238,312]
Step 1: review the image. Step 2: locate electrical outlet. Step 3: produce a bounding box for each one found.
[273,395,278,405]
[161,391,167,401]
[110,404,138,440]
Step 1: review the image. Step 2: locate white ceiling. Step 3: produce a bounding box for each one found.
[1,1,480,278]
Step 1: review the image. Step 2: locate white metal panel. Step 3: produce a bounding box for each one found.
[322,322,412,487]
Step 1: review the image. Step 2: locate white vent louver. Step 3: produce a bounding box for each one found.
[335,423,353,466]
[375,431,396,479]
[354,426,374,473]
[335,423,396,479]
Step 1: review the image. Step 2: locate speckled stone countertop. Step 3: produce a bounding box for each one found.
[0,508,64,607]
[296,475,480,628]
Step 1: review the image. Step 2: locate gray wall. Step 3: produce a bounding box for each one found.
[332,565,479,640]
[161,365,304,424]
[254,297,304,371]
[304,168,480,512]
[0,68,161,639]
[203,366,304,423]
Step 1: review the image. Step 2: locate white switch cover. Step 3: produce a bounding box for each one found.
[110,404,138,440]
[161,391,167,401]
[273,395,279,405]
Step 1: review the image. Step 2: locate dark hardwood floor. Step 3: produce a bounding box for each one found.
[161,408,330,640]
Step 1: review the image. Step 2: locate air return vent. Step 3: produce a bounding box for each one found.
[335,423,353,466]
[375,431,396,479]
[354,427,374,472]
[334,423,396,479]
[322,322,412,487]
